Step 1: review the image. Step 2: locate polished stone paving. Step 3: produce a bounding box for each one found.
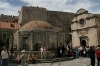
[9,57,97,66]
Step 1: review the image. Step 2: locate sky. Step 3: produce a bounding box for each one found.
[0,0,100,16]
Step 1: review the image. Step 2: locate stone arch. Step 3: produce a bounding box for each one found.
[81,40,86,46]
[80,36,89,47]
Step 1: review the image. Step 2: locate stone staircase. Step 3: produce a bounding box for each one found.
[37,57,74,63]
[9,57,75,64]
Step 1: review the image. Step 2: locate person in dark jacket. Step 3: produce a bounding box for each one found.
[88,46,95,66]
[96,46,100,66]
[0,48,1,66]
[61,45,65,57]
[57,43,62,58]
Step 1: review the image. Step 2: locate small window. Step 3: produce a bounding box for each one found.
[10,24,14,27]
[2,32,7,38]
[6,21,8,22]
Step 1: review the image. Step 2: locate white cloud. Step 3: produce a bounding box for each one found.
[20,0,97,13]
[0,0,99,16]
[0,0,20,16]
[93,10,100,14]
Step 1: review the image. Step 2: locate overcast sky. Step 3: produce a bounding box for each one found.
[0,0,100,16]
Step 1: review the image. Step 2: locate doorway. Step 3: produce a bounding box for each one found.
[81,40,86,46]
[80,36,89,47]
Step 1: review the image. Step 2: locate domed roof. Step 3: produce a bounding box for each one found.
[20,21,53,30]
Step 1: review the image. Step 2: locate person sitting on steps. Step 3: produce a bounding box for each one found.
[16,53,21,64]
[28,53,34,64]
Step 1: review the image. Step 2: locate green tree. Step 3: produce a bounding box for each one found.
[0,36,9,48]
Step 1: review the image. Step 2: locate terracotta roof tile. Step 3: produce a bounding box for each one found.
[0,22,18,29]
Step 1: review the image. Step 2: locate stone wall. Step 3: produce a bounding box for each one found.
[16,29,65,51]
[0,14,18,22]
[0,28,15,49]
[95,18,100,45]
[18,6,47,29]
[18,6,75,45]
[13,32,18,50]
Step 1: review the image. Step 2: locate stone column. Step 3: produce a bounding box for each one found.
[55,32,57,48]
[11,33,13,50]
[56,32,59,47]
[30,31,33,50]
[62,33,65,46]
[17,31,21,50]
[57,32,59,47]
[46,32,48,49]
[9,34,12,50]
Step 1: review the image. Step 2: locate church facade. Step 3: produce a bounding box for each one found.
[71,9,100,47]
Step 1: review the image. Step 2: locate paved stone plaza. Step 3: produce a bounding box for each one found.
[9,57,97,66]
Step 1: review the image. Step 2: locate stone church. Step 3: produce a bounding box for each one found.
[0,6,100,51]
[71,9,100,47]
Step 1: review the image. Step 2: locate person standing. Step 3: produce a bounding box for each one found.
[40,46,46,59]
[57,43,62,58]
[96,46,100,66]
[20,50,28,66]
[61,45,65,57]
[75,46,79,58]
[1,46,11,66]
[88,46,95,66]
[0,48,2,66]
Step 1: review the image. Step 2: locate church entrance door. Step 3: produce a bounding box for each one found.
[80,36,89,47]
[81,40,86,46]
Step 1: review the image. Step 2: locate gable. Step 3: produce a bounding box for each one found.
[76,8,88,15]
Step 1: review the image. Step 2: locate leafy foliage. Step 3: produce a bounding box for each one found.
[0,36,9,48]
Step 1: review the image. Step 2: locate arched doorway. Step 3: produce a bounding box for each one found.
[81,40,86,46]
[80,36,89,47]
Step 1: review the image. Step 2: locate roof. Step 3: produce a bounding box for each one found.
[0,22,18,29]
[20,21,53,30]
[76,8,88,15]
[94,14,100,18]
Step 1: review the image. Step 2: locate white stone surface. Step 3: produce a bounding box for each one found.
[9,57,97,66]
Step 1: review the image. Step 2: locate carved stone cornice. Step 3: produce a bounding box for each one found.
[71,25,98,32]
[86,16,98,20]
[71,20,78,24]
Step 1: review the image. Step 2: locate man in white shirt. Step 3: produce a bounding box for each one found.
[1,46,11,66]
[40,46,46,59]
